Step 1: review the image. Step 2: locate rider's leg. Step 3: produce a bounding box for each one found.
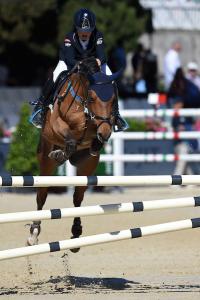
[53,60,68,82]
[101,63,129,132]
[113,82,129,132]
[30,61,68,128]
[29,74,55,128]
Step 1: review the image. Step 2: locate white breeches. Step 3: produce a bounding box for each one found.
[53,60,112,82]
[53,61,68,82]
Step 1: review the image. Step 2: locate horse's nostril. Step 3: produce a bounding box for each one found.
[97,132,110,143]
[97,133,104,143]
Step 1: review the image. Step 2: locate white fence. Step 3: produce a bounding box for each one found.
[121,108,200,118]
[100,154,200,162]
[63,108,200,177]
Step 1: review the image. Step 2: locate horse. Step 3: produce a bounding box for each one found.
[27,57,121,251]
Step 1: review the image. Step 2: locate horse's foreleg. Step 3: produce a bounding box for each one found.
[49,122,77,164]
[70,154,99,253]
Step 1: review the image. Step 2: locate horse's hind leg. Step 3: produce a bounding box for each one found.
[27,186,51,246]
[71,153,99,253]
[27,139,57,245]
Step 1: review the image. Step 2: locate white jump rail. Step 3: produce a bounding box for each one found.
[0,217,199,261]
[1,196,200,224]
[1,175,200,187]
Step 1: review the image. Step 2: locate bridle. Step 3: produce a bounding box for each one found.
[59,68,115,129]
[80,71,115,129]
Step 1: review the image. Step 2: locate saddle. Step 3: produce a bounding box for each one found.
[52,71,69,105]
[51,63,80,107]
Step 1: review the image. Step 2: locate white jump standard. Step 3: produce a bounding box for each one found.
[0,217,200,261]
[1,196,200,224]
[2,175,200,187]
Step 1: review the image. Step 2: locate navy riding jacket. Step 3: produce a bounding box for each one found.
[59,29,107,70]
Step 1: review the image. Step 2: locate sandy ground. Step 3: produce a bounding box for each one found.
[0,186,200,299]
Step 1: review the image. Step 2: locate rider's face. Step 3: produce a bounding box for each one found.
[77,31,92,41]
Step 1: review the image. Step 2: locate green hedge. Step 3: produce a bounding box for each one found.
[127,118,147,131]
[6,103,40,175]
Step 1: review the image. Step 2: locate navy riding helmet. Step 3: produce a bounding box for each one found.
[74,8,96,33]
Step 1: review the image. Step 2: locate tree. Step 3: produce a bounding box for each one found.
[0,0,58,56]
[0,0,148,84]
[6,103,40,175]
[58,0,147,52]
[0,0,58,84]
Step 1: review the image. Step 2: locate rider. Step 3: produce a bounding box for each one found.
[30,8,128,132]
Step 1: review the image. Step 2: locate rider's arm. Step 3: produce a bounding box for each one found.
[59,35,78,69]
[95,32,107,65]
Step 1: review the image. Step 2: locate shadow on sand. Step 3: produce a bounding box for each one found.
[1,275,200,296]
[0,276,138,295]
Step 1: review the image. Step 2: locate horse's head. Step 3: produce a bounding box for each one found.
[78,57,121,143]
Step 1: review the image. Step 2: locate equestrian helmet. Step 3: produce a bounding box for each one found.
[74,8,96,32]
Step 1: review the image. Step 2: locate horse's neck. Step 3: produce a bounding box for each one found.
[56,73,86,120]
[68,74,86,98]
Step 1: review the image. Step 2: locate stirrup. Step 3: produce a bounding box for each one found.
[29,100,38,106]
[113,117,129,132]
[29,108,43,129]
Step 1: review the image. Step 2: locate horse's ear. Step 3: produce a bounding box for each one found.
[89,69,123,85]
[104,69,123,82]
[87,72,100,84]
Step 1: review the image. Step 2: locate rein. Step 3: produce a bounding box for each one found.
[79,74,114,126]
[57,70,114,144]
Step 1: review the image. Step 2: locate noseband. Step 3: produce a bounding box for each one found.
[82,76,115,127]
[57,65,115,140]
[88,113,113,128]
[61,73,114,127]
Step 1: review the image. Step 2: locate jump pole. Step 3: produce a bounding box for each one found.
[1,175,200,187]
[0,217,199,261]
[1,196,200,224]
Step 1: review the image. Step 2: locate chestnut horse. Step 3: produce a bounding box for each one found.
[27,57,121,251]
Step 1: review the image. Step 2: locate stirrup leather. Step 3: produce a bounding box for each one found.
[29,108,43,129]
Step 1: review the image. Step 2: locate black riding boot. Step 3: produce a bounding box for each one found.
[29,75,55,128]
[113,84,129,132]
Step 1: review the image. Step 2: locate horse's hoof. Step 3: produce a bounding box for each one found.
[70,236,80,253]
[48,150,68,165]
[65,139,77,157]
[27,236,38,246]
[27,228,39,246]
[70,247,80,253]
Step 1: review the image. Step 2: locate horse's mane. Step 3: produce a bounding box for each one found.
[79,57,100,75]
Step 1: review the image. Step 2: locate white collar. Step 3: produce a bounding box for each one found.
[79,38,89,50]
